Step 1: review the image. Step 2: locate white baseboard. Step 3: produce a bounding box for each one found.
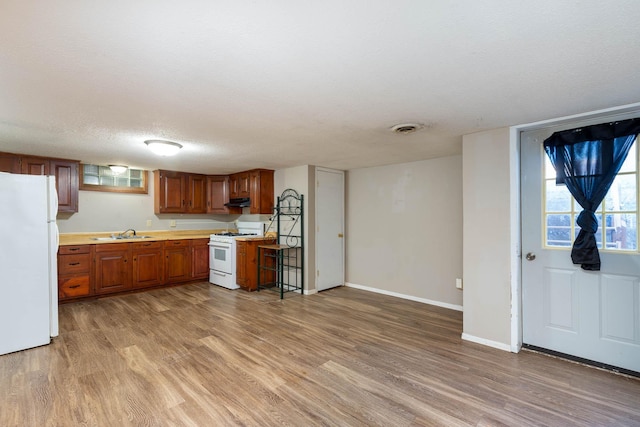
[344,282,463,312]
[304,288,318,296]
[461,333,512,352]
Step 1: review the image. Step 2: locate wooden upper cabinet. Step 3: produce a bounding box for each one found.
[0,152,20,173]
[154,170,187,213]
[50,159,79,213]
[249,169,274,214]
[12,154,79,213]
[207,175,241,214]
[155,170,208,214]
[229,172,250,199]
[187,174,207,213]
[20,155,49,175]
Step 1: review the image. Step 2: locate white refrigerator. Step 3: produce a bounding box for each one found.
[0,172,59,355]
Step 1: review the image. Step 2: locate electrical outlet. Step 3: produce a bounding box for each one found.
[170,220,176,228]
[456,278,463,289]
[146,220,152,227]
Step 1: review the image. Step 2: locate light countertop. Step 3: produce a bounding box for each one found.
[59,230,224,246]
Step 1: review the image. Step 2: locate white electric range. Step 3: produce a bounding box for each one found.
[208,222,264,289]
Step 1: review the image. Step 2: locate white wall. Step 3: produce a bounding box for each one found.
[346,155,463,309]
[461,127,516,350]
[273,165,316,292]
[56,174,264,233]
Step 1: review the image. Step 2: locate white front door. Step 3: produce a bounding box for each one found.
[521,119,640,374]
[316,167,344,291]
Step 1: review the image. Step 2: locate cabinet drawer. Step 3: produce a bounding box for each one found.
[164,239,189,247]
[59,245,90,255]
[131,241,163,251]
[58,253,90,274]
[95,242,130,252]
[59,275,90,298]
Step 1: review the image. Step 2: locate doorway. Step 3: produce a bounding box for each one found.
[520,113,640,374]
[315,167,345,291]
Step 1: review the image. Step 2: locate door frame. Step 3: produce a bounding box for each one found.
[511,101,640,353]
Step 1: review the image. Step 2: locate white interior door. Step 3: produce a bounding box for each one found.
[521,119,640,374]
[316,168,344,291]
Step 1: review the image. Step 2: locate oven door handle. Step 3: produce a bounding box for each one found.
[209,243,231,249]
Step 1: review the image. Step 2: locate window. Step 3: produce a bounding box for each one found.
[544,139,638,251]
[80,164,148,194]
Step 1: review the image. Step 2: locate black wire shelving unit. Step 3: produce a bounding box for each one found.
[257,189,304,299]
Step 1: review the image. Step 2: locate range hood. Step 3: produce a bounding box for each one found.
[224,197,251,208]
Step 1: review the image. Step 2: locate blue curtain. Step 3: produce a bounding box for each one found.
[543,118,640,271]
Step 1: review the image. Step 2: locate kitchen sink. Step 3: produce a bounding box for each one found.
[90,235,154,241]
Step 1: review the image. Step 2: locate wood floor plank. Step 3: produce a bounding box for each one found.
[0,283,638,426]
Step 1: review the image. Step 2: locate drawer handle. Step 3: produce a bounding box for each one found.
[69,262,80,266]
[143,243,152,246]
[69,285,80,289]
[69,248,80,251]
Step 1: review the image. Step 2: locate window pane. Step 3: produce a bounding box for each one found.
[605,173,637,212]
[575,213,602,249]
[546,180,572,212]
[84,175,99,185]
[83,164,99,175]
[99,176,114,186]
[544,156,556,179]
[546,214,572,247]
[618,140,636,173]
[605,213,637,250]
[115,177,130,186]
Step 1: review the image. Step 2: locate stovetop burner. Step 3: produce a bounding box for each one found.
[214,232,257,237]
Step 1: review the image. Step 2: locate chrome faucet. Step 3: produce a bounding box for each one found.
[119,228,136,237]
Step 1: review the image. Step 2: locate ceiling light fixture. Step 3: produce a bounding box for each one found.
[144,139,183,156]
[109,165,128,175]
[390,123,424,134]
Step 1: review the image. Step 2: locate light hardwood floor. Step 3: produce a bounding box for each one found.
[1,283,639,426]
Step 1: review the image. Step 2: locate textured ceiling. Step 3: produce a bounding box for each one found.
[1,1,640,174]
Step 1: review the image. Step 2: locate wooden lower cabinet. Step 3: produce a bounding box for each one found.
[236,241,248,288]
[236,238,275,291]
[58,237,211,302]
[191,239,210,280]
[132,241,164,288]
[164,240,191,284]
[58,245,93,300]
[94,243,132,295]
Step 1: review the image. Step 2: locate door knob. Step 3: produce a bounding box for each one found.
[525,252,536,261]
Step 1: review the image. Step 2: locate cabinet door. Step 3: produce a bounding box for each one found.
[0,152,20,173]
[229,174,239,199]
[207,175,229,214]
[94,245,132,294]
[250,170,274,214]
[191,239,210,279]
[236,241,247,288]
[237,172,250,198]
[187,174,207,213]
[154,170,186,213]
[50,159,79,213]
[21,156,49,175]
[132,242,164,288]
[164,240,191,283]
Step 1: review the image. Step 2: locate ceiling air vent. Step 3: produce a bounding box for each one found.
[390,123,424,134]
